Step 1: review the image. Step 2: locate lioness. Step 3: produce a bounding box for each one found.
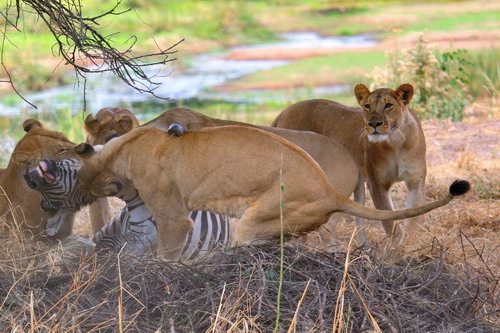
[0,119,76,240]
[88,107,362,242]
[272,84,426,240]
[72,125,468,260]
[84,107,140,234]
[25,156,232,258]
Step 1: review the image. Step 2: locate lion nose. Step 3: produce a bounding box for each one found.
[368,120,383,129]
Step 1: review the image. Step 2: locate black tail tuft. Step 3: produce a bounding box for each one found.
[449,179,471,196]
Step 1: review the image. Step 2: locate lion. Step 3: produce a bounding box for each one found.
[71,125,468,260]
[0,119,76,240]
[84,107,140,234]
[87,107,362,242]
[272,83,427,241]
[84,107,139,145]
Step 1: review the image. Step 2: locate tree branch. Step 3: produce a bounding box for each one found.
[1,0,181,108]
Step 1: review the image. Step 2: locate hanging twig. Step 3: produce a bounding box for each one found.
[0,0,182,108]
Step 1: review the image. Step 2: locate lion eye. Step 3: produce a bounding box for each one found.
[385,103,393,109]
[58,147,68,154]
[364,104,371,110]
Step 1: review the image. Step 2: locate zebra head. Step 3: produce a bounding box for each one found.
[24,158,87,212]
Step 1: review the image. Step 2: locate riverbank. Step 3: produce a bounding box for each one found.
[1,0,498,98]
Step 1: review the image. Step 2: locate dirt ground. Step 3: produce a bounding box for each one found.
[4,104,499,332]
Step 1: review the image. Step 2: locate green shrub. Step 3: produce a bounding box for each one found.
[370,35,472,121]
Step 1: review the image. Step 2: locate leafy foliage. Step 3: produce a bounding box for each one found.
[371,35,472,121]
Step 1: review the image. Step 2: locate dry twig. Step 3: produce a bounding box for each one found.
[0,0,180,108]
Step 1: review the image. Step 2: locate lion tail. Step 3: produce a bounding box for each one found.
[336,180,470,221]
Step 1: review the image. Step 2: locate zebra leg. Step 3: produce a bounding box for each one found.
[45,209,75,237]
[93,207,158,256]
[181,211,231,260]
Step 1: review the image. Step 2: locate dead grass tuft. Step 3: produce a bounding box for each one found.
[0,233,498,332]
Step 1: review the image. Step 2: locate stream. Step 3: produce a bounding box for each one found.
[0,32,376,119]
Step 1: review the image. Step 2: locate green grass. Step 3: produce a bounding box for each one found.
[0,0,497,148]
[229,51,386,88]
[0,0,496,94]
[403,10,500,33]
[465,48,500,98]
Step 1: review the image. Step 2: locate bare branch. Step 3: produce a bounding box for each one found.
[1,0,181,107]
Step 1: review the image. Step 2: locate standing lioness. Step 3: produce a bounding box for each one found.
[73,125,468,260]
[272,84,426,240]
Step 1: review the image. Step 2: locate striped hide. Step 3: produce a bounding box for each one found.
[25,158,231,258]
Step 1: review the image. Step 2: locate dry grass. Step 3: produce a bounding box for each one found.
[0,232,498,332]
[0,118,498,332]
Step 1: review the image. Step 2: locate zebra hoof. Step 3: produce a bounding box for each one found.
[167,122,185,137]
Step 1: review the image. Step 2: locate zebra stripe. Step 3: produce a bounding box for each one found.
[181,211,230,260]
[36,158,86,211]
[29,158,231,258]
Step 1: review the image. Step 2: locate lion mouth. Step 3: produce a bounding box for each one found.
[367,133,389,143]
[38,160,56,184]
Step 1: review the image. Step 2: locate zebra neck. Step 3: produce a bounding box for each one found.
[121,191,154,224]
[119,190,142,205]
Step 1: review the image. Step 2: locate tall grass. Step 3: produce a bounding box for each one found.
[466,48,500,99]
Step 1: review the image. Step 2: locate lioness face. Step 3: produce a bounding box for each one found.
[73,143,123,199]
[85,107,139,145]
[354,83,414,143]
[12,119,76,168]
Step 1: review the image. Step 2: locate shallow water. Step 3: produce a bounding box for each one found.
[0,32,376,119]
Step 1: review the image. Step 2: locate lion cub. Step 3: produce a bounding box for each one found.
[272,84,427,241]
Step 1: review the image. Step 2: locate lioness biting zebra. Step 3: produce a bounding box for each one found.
[81,107,364,246]
[25,156,231,258]
[27,123,469,260]
[27,108,362,254]
[0,119,76,240]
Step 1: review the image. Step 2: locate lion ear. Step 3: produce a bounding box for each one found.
[395,83,414,105]
[84,114,100,134]
[102,180,123,197]
[354,84,370,106]
[74,143,96,157]
[118,115,135,133]
[23,119,43,132]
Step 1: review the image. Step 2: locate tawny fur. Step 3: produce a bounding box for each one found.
[272,84,427,240]
[0,119,77,240]
[75,126,461,260]
[91,107,360,242]
[84,107,140,234]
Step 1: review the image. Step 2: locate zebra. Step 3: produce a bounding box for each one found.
[24,157,231,259]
